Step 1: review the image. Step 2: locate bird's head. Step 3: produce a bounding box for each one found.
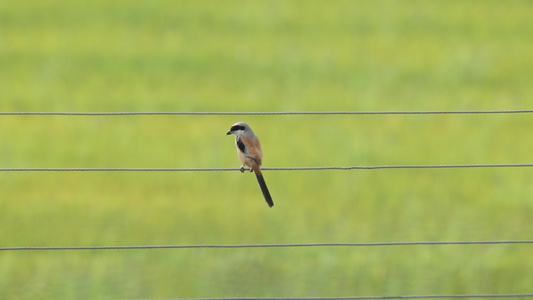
[226,122,253,136]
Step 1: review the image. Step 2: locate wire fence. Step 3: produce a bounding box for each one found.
[1,109,533,116]
[2,110,532,299]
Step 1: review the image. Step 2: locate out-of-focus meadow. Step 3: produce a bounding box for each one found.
[1,1,533,299]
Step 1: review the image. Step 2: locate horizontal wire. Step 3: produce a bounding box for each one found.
[2,240,532,251]
[1,110,533,116]
[1,164,533,172]
[122,294,533,300]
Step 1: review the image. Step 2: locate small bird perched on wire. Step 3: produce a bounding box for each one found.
[226,122,274,208]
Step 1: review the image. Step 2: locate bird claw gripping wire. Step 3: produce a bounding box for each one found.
[239,166,253,173]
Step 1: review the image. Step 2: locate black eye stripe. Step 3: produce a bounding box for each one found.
[231,125,245,131]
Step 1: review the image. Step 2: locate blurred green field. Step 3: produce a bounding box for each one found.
[1,0,533,299]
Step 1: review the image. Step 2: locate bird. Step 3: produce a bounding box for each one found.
[226,122,274,208]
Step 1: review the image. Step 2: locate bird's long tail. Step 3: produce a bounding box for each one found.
[254,170,274,208]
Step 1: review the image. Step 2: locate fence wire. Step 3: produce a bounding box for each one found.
[122,294,533,300]
[1,164,533,172]
[1,110,533,116]
[2,240,532,251]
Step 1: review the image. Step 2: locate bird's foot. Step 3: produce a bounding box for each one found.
[239,166,253,173]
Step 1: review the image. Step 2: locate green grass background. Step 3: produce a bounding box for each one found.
[1,0,533,299]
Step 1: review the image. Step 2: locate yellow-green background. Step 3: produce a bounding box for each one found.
[1,1,533,299]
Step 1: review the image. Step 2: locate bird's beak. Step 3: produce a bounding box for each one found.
[226,130,233,135]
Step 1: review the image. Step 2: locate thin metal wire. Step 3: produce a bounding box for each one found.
[266,164,533,170]
[0,168,237,172]
[2,240,532,251]
[122,294,533,300]
[1,164,533,172]
[1,110,533,116]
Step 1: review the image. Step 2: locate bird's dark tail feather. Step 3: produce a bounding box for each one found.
[255,172,274,208]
